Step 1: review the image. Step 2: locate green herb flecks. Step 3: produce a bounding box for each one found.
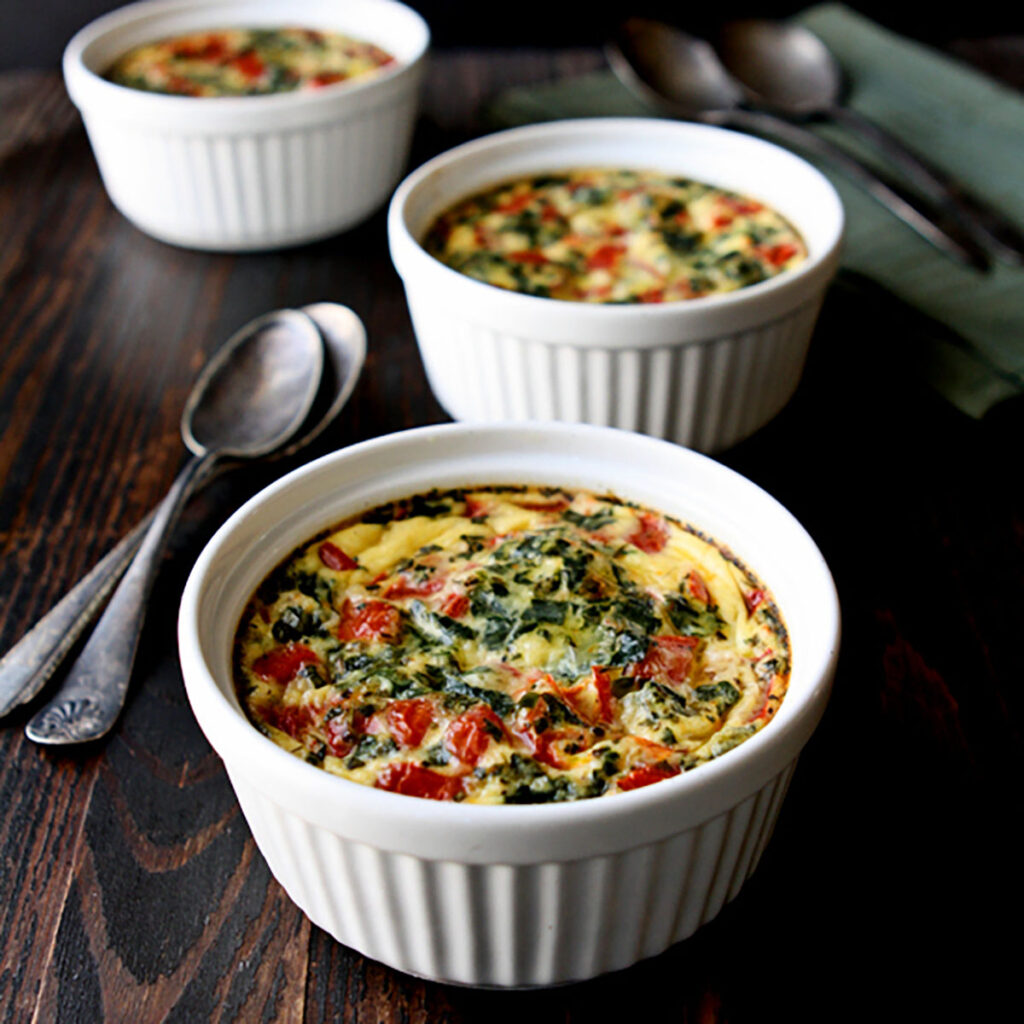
[666,594,725,638]
[693,680,741,712]
[272,605,327,643]
[562,508,615,531]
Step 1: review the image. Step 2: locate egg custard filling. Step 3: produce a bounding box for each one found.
[423,168,806,303]
[106,27,396,97]
[234,487,790,803]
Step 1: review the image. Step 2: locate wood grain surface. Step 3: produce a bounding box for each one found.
[1,48,1021,1023]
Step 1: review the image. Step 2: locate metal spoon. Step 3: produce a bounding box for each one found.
[1,304,366,729]
[607,18,990,270]
[715,19,1024,265]
[18,310,324,745]
[0,305,365,727]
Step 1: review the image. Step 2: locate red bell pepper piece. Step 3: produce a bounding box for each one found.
[586,244,626,271]
[318,541,358,571]
[337,599,402,643]
[628,511,669,553]
[445,705,505,766]
[687,571,711,605]
[386,699,435,748]
[633,636,699,687]
[383,575,444,600]
[252,643,318,684]
[441,592,469,619]
[618,763,680,791]
[375,763,463,800]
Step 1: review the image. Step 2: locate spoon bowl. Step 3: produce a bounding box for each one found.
[607,18,741,118]
[184,310,324,458]
[290,302,367,456]
[716,20,842,117]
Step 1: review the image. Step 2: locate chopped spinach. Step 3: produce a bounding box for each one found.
[272,605,327,643]
[661,227,702,255]
[408,600,476,647]
[710,724,757,758]
[530,174,570,188]
[345,735,397,770]
[572,186,611,206]
[666,594,725,637]
[285,568,335,608]
[469,587,516,649]
[517,692,582,728]
[605,628,649,668]
[693,680,741,711]
[305,742,327,767]
[441,675,514,717]
[562,508,615,531]
[298,663,326,688]
[407,492,452,518]
[627,681,690,724]
[487,755,579,803]
[520,599,568,628]
[614,595,660,635]
[421,743,452,767]
[360,503,397,524]
[659,199,685,221]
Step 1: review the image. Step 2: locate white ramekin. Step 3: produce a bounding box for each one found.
[64,0,429,250]
[388,119,844,452]
[178,422,840,987]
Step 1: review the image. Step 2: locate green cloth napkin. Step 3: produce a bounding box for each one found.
[486,3,1024,417]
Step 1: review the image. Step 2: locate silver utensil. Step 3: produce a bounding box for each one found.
[0,304,366,726]
[715,19,1024,265]
[606,19,991,271]
[19,310,324,745]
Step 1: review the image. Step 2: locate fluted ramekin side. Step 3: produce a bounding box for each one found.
[405,287,825,452]
[80,90,419,249]
[227,760,796,987]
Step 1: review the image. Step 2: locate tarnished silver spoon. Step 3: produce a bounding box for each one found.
[17,310,324,744]
[0,305,366,729]
[715,19,1024,265]
[607,18,990,270]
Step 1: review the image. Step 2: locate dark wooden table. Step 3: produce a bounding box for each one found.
[1,47,1021,1023]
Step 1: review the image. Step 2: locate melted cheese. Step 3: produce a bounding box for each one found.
[234,487,790,803]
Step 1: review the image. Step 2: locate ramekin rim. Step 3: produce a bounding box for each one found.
[63,0,430,115]
[387,117,844,324]
[178,421,840,833]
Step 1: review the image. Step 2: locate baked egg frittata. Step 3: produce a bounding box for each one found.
[106,27,395,97]
[234,486,790,803]
[423,168,806,303]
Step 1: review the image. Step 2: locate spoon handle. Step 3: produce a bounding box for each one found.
[0,455,233,719]
[709,108,990,270]
[25,454,212,745]
[827,104,1024,265]
[0,516,150,718]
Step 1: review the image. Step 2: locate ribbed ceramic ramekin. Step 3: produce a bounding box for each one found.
[178,423,840,987]
[388,119,844,452]
[64,0,429,250]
